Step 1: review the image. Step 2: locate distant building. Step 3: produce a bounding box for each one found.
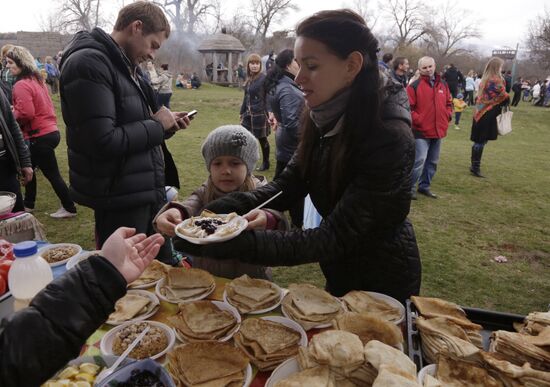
[0,31,72,59]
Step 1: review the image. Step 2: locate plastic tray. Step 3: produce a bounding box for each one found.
[405,299,525,370]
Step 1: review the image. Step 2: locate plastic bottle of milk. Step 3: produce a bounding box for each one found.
[8,241,53,308]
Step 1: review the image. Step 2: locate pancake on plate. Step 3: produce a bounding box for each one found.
[128,260,170,288]
[226,274,281,314]
[281,283,344,330]
[107,292,158,324]
[234,318,301,371]
[341,290,403,323]
[168,300,238,342]
[167,341,249,387]
[159,267,215,303]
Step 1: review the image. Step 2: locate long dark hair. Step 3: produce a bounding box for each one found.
[295,9,381,200]
[264,49,295,96]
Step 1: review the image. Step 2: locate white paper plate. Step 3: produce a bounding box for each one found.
[418,364,437,386]
[106,290,160,326]
[260,316,308,347]
[265,357,300,387]
[175,215,248,245]
[223,285,286,315]
[39,243,82,267]
[242,363,252,387]
[173,300,241,343]
[100,320,175,360]
[66,250,101,270]
[281,293,345,330]
[155,277,215,304]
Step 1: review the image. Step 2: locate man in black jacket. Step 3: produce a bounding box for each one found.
[443,63,464,98]
[59,2,190,263]
[0,88,33,211]
[0,227,164,386]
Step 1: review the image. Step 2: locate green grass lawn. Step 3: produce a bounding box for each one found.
[35,84,549,315]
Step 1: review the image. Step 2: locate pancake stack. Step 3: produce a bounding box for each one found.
[167,342,249,387]
[168,301,238,342]
[225,274,281,314]
[160,267,215,303]
[234,318,302,371]
[281,283,344,330]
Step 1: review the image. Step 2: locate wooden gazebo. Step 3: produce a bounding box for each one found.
[198,30,245,85]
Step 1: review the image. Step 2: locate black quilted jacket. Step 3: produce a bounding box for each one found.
[176,78,421,304]
[0,256,126,386]
[59,28,168,210]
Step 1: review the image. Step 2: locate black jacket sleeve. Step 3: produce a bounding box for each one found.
[0,88,31,169]
[61,50,165,158]
[0,256,126,387]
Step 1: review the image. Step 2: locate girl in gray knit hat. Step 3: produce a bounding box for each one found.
[153,125,288,279]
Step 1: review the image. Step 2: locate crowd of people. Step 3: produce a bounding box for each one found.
[0,2,547,385]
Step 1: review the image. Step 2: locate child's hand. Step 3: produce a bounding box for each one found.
[244,209,268,230]
[156,208,183,237]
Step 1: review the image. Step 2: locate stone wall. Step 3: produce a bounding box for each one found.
[0,31,73,59]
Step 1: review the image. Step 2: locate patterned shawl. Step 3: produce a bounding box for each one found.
[474,76,509,122]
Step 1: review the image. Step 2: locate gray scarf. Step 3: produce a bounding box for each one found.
[309,88,351,136]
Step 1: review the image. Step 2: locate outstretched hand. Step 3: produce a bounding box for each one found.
[101,227,165,283]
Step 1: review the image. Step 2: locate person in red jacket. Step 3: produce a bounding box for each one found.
[407,56,452,199]
[5,46,77,218]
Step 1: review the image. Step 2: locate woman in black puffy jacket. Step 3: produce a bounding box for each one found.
[263,48,305,227]
[172,10,421,304]
[240,53,270,171]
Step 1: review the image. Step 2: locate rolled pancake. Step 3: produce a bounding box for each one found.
[364,340,416,376]
[372,364,422,387]
[309,330,364,368]
[436,355,503,387]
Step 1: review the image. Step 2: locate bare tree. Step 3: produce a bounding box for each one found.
[346,0,379,30]
[155,0,215,35]
[424,2,481,59]
[250,0,298,50]
[379,0,430,50]
[53,0,105,32]
[527,9,550,70]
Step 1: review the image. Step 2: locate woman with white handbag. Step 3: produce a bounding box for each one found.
[470,57,510,178]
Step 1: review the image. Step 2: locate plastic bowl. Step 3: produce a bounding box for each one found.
[0,192,16,216]
[95,358,175,387]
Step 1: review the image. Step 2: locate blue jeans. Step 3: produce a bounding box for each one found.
[411,138,442,192]
[455,112,462,125]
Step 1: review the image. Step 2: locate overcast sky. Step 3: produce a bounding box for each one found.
[0,0,546,51]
